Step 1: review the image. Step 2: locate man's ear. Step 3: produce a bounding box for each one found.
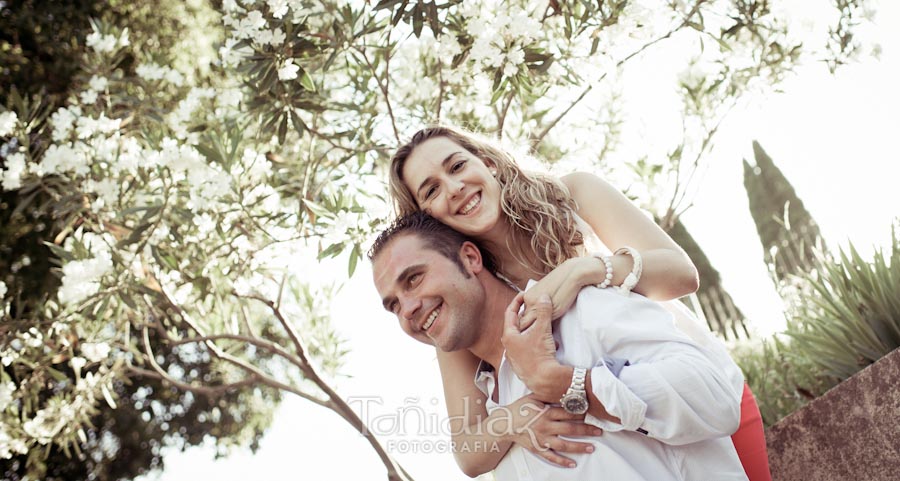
[458,241,484,274]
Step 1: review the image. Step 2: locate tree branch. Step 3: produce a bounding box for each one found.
[531,3,707,149]
[238,291,412,481]
[355,38,400,144]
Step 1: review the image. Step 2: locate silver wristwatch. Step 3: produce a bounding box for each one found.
[560,367,589,415]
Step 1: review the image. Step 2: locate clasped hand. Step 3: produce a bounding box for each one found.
[502,395,601,468]
[501,292,562,402]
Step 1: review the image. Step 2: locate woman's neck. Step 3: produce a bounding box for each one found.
[477,219,545,289]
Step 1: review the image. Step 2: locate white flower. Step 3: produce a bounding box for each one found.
[268,0,289,18]
[0,280,6,299]
[0,426,29,459]
[58,248,113,305]
[23,407,66,444]
[268,28,286,46]
[234,10,267,39]
[467,18,488,36]
[164,69,184,87]
[470,37,504,68]
[506,12,542,43]
[0,381,14,409]
[118,29,130,48]
[503,62,519,77]
[277,59,300,80]
[458,2,479,18]
[136,62,166,81]
[81,342,110,363]
[39,143,85,176]
[1,152,26,190]
[58,281,99,306]
[88,75,108,92]
[194,212,217,235]
[70,356,87,376]
[85,30,117,53]
[217,88,243,110]
[80,89,98,105]
[507,47,525,65]
[436,35,462,63]
[50,106,79,142]
[0,112,17,137]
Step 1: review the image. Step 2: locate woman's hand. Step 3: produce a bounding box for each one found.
[502,394,602,468]
[518,257,598,329]
[502,292,561,398]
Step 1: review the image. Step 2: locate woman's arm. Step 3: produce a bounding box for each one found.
[520,172,698,323]
[436,349,600,476]
[562,171,699,300]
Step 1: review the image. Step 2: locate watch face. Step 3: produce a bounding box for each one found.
[563,396,588,414]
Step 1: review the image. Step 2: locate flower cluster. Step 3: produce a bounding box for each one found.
[85,24,130,53]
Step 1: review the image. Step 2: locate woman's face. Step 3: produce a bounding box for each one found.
[401,136,503,237]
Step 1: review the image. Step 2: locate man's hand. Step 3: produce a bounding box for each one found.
[500,395,602,468]
[502,293,562,399]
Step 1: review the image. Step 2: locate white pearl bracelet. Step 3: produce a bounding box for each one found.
[614,246,643,294]
[592,253,614,289]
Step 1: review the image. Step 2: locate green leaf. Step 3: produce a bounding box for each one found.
[290,109,307,137]
[319,242,344,259]
[348,243,360,277]
[303,199,333,219]
[412,2,423,37]
[43,242,75,262]
[277,113,288,144]
[298,68,316,91]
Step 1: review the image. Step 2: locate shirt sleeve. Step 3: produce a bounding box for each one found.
[574,289,742,445]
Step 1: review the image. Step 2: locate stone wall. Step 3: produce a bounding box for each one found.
[766,348,900,481]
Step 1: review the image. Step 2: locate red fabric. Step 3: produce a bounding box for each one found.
[731,383,772,481]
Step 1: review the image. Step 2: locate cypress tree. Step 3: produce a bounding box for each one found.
[665,219,750,339]
[743,141,824,282]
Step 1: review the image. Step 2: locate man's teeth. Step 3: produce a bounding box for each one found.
[461,194,480,214]
[424,307,440,331]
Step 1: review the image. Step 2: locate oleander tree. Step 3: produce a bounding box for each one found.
[0,1,876,480]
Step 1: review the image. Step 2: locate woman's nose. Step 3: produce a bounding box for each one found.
[448,178,465,197]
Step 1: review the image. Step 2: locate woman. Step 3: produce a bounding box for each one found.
[388,125,771,480]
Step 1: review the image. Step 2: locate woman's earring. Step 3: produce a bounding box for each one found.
[490,169,498,177]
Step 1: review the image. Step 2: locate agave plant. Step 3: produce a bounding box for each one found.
[784,223,900,381]
[731,336,829,426]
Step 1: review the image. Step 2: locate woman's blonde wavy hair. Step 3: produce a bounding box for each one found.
[389,125,583,277]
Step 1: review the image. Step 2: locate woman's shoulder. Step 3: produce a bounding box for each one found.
[560,171,611,194]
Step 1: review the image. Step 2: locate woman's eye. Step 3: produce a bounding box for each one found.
[450,160,466,172]
[423,185,437,200]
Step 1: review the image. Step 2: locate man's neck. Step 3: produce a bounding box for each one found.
[466,273,518,370]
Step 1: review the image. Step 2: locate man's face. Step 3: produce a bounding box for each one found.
[372,234,486,351]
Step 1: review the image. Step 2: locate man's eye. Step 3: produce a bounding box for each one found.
[408,273,421,285]
[389,301,399,314]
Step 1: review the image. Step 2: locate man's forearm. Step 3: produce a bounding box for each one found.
[529,362,621,424]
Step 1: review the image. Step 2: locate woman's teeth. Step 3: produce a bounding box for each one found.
[460,194,480,215]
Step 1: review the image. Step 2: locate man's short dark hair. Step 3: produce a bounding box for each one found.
[368,211,497,274]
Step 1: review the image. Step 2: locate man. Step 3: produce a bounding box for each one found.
[370,212,747,480]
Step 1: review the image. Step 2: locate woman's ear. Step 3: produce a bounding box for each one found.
[458,241,484,274]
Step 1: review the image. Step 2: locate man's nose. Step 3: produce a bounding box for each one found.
[399,296,421,325]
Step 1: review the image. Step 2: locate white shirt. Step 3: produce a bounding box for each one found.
[475,284,748,481]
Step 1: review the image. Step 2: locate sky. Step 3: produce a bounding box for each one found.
[140,3,899,481]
